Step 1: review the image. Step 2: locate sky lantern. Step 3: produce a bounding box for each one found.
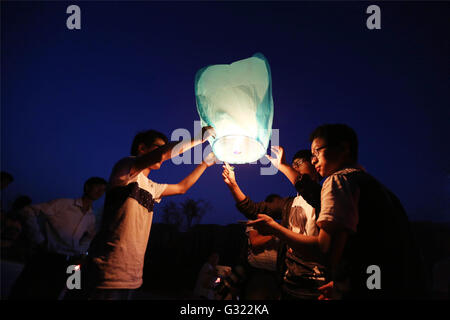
[195,53,274,164]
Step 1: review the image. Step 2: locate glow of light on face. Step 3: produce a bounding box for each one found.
[74,265,81,271]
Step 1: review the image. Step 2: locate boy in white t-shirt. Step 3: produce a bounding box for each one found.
[87,127,215,300]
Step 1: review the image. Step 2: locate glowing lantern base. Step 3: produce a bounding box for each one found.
[212,135,265,164]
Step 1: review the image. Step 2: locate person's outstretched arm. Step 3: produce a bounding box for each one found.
[132,126,215,176]
[161,152,216,197]
[266,146,299,185]
[222,163,286,220]
[222,163,246,203]
[248,172,356,272]
[246,213,327,261]
[248,229,276,251]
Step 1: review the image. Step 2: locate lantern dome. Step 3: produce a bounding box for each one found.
[195,53,274,164]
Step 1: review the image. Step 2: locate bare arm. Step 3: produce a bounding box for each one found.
[222,163,285,220]
[161,152,216,197]
[248,214,348,269]
[132,126,215,176]
[132,141,178,175]
[278,164,301,185]
[249,215,322,259]
[316,224,349,275]
[248,229,275,250]
[266,146,299,185]
[222,163,246,202]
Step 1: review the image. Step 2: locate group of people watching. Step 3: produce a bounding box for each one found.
[2,126,216,300]
[1,122,425,300]
[223,123,425,300]
[1,173,108,299]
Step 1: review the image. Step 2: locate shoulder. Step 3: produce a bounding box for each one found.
[318,169,363,233]
[276,197,294,210]
[146,178,165,190]
[31,198,70,213]
[110,156,138,186]
[112,156,136,172]
[323,167,363,189]
[144,178,168,201]
[294,194,314,210]
[326,167,361,179]
[46,198,71,207]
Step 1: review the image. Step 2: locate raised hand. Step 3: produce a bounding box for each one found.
[246,214,279,236]
[201,126,216,142]
[203,152,218,167]
[265,146,286,169]
[222,162,237,186]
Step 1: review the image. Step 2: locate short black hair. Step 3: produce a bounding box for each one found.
[84,177,107,193]
[292,149,312,163]
[309,124,358,162]
[12,195,32,211]
[265,194,282,203]
[130,130,168,156]
[1,171,14,182]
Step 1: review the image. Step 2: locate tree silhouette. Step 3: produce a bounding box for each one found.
[161,201,184,230]
[162,199,212,231]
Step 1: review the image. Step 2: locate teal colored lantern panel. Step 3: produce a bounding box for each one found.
[195,53,274,164]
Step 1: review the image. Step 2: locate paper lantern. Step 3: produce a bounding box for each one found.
[195,53,274,164]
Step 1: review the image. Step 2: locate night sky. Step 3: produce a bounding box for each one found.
[2,1,449,225]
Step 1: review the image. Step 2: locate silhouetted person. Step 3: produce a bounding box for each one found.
[223,148,326,300]
[9,177,107,300]
[243,194,282,300]
[0,171,14,232]
[194,253,220,300]
[1,196,32,262]
[308,124,425,299]
[0,171,14,190]
[87,127,216,300]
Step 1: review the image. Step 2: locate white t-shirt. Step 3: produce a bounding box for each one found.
[317,168,360,233]
[283,194,324,283]
[288,195,318,236]
[92,157,167,289]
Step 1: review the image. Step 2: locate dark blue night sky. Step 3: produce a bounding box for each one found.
[2,1,449,225]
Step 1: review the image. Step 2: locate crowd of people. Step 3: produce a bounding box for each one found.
[1,123,427,300]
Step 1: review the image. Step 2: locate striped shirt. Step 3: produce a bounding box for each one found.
[90,157,167,289]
